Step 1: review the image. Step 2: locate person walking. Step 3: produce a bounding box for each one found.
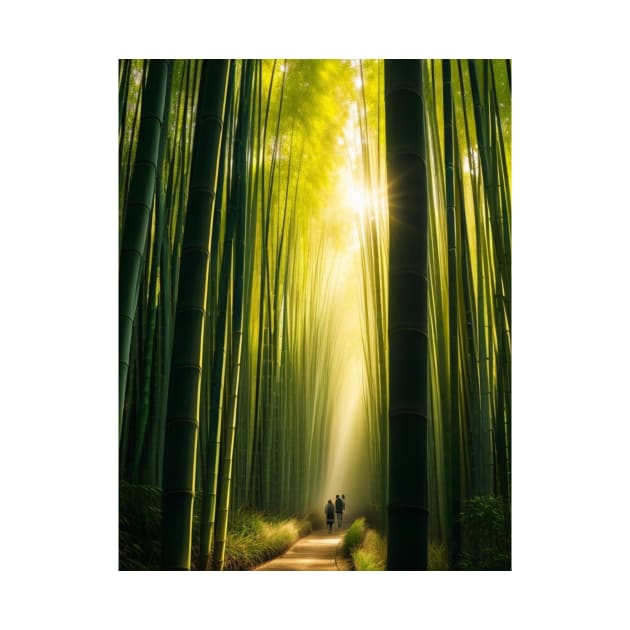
[325,499,335,533]
[335,494,344,528]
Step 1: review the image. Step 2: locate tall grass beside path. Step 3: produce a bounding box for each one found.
[119,483,311,570]
[341,516,449,570]
[342,517,386,570]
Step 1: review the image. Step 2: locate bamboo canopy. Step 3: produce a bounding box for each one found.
[119,59,511,570]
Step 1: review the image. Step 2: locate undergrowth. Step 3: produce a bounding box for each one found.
[352,529,387,570]
[342,517,386,570]
[342,516,368,554]
[341,516,451,570]
[458,495,511,570]
[119,482,311,570]
[221,510,311,570]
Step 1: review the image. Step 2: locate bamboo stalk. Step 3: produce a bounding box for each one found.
[161,60,229,570]
[385,60,429,570]
[119,59,170,436]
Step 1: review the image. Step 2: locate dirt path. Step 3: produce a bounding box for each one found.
[255,524,351,571]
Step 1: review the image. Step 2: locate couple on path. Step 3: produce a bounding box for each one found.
[324,494,346,533]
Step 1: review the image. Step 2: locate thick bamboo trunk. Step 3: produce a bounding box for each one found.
[196,61,237,571]
[119,59,170,436]
[161,60,229,570]
[385,59,429,570]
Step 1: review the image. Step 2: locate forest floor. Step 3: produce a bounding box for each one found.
[254,520,352,571]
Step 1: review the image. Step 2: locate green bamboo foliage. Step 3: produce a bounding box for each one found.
[469,59,511,525]
[250,60,286,511]
[120,59,368,568]
[419,59,511,565]
[246,63,271,508]
[230,60,358,517]
[119,60,170,435]
[385,60,429,570]
[161,61,229,570]
[351,60,389,523]
[118,59,510,571]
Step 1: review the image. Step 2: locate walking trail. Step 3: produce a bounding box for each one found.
[255,519,352,571]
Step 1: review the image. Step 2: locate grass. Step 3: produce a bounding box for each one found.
[352,529,386,570]
[221,510,311,570]
[342,517,386,570]
[341,516,453,570]
[119,482,311,570]
[120,485,458,571]
[342,516,367,554]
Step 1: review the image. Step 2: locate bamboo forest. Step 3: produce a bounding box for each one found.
[118,59,511,571]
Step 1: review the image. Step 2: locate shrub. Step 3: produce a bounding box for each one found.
[458,495,511,570]
[119,482,162,570]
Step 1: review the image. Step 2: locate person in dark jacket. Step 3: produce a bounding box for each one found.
[325,499,335,533]
[335,494,344,528]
